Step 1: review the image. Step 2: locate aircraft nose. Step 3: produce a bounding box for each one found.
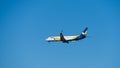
[46,37,52,41]
[46,37,54,42]
[46,38,49,41]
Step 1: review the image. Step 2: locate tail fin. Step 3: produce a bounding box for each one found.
[78,27,88,40]
[82,27,88,36]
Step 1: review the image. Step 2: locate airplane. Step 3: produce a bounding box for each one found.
[46,27,88,43]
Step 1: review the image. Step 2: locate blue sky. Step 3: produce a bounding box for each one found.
[0,0,120,68]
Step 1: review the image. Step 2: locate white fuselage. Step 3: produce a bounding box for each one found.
[46,35,79,42]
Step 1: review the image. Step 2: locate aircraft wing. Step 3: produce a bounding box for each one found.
[60,32,69,43]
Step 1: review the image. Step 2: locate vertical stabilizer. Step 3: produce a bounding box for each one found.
[79,27,88,39]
